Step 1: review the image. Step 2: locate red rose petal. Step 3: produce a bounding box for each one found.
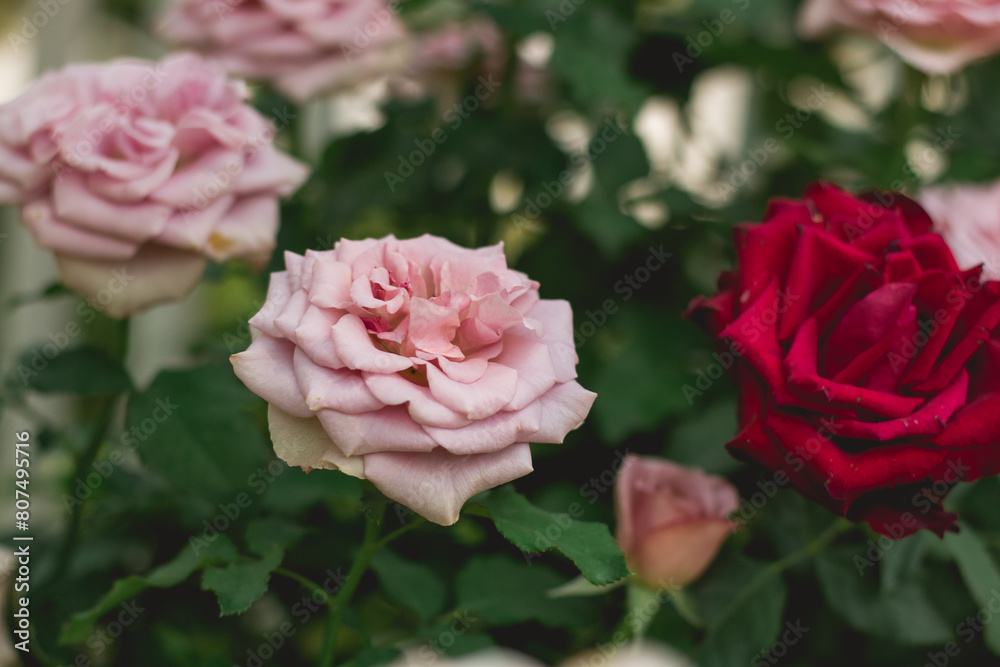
[763,410,946,503]
[915,283,1000,393]
[834,370,968,441]
[784,318,926,418]
[778,225,874,342]
[734,214,801,309]
[823,282,918,379]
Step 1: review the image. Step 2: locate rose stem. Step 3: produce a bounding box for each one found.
[319,503,388,667]
[51,316,132,583]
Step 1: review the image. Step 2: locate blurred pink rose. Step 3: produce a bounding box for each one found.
[387,16,508,108]
[798,0,1000,74]
[0,52,308,317]
[231,234,597,525]
[919,180,1000,280]
[159,0,507,102]
[615,456,739,588]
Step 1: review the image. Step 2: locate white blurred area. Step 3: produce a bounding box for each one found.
[625,33,962,215]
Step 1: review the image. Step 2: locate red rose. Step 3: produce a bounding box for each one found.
[687,182,1000,538]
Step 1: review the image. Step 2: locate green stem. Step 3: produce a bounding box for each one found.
[611,518,854,643]
[704,518,854,624]
[319,505,386,667]
[51,317,131,582]
[766,517,854,576]
[275,568,329,599]
[51,396,117,580]
[375,516,426,550]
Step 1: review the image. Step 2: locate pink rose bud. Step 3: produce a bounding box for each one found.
[230,235,597,526]
[615,456,740,588]
[0,52,309,317]
[798,0,1000,74]
[158,0,412,102]
[919,180,1000,281]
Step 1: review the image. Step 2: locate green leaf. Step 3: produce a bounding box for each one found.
[548,574,627,598]
[128,362,269,504]
[61,536,238,644]
[245,518,305,557]
[455,555,599,628]
[478,486,629,585]
[816,547,952,645]
[548,6,646,112]
[944,525,1000,655]
[202,545,284,616]
[692,555,787,667]
[22,346,131,395]
[370,549,446,618]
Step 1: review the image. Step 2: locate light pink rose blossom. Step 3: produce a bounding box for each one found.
[0,52,308,317]
[159,0,410,102]
[919,180,1000,280]
[797,0,1000,74]
[615,456,739,588]
[231,234,597,525]
[159,0,506,103]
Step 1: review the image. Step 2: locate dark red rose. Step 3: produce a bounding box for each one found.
[687,182,1000,538]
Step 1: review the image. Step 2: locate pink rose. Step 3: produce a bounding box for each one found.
[158,0,411,102]
[0,52,308,317]
[395,17,507,105]
[411,17,506,77]
[230,234,597,525]
[615,456,739,588]
[797,0,1000,74]
[919,180,1000,280]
